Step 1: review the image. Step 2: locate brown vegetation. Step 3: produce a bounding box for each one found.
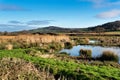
[97,51,119,62]
[0,34,70,43]
[5,44,13,50]
[98,37,120,46]
[0,34,70,50]
[0,58,54,80]
[79,49,92,58]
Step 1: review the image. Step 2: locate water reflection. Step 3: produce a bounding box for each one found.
[61,45,120,58]
[89,40,98,44]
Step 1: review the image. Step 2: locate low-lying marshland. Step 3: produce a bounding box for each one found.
[0,34,120,80]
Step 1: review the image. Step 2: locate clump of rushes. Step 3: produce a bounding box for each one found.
[5,44,13,50]
[64,42,73,49]
[98,51,119,62]
[79,49,92,58]
[85,38,89,44]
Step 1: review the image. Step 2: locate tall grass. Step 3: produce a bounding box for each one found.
[0,58,43,80]
[79,49,92,58]
[98,51,119,62]
[0,35,70,49]
[64,42,73,49]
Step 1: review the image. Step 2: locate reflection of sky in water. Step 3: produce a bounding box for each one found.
[89,40,98,44]
[60,45,120,62]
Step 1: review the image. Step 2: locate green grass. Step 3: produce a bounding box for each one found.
[0,49,120,79]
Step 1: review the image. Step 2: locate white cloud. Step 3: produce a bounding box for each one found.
[27,20,53,25]
[96,9,120,19]
[8,21,23,24]
[0,4,27,11]
[0,20,54,31]
[86,0,104,4]
[80,0,120,8]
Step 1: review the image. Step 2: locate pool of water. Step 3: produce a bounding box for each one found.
[60,45,120,60]
[89,40,99,44]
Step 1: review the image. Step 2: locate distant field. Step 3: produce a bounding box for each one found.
[63,31,120,36]
[105,31,120,34]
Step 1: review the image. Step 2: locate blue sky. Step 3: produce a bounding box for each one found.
[0,0,120,31]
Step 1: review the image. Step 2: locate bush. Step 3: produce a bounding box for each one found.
[85,38,89,44]
[5,44,13,50]
[48,42,62,51]
[79,49,92,58]
[25,48,42,56]
[98,51,119,62]
[64,42,73,49]
[74,38,90,45]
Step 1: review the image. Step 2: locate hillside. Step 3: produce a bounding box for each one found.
[89,21,120,32]
[29,21,120,33]
[9,20,120,35]
[28,26,85,33]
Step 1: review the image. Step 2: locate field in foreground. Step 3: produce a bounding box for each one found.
[0,49,120,80]
[0,34,120,80]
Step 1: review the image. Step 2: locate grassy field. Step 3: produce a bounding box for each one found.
[0,49,120,80]
[105,31,120,34]
[0,34,120,80]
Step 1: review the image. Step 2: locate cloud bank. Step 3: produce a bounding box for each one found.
[0,4,26,11]
[80,0,120,8]
[0,20,54,31]
[8,21,23,24]
[96,9,120,19]
[27,20,54,25]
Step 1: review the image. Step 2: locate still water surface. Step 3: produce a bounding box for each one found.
[61,45,120,58]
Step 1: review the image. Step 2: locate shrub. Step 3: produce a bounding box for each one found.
[25,48,42,56]
[0,43,6,50]
[64,42,73,49]
[48,42,62,51]
[79,49,92,58]
[85,38,89,44]
[5,44,13,50]
[98,51,119,62]
[74,38,90,45]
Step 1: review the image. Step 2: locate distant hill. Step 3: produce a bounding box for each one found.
[12,21,120,34]
[29,21,120,33]
[29,26,86,33]
[89,21,120,32]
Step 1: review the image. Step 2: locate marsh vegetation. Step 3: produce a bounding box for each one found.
[0,33,120,80]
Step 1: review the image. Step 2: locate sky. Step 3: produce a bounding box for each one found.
[0,0,120,31]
